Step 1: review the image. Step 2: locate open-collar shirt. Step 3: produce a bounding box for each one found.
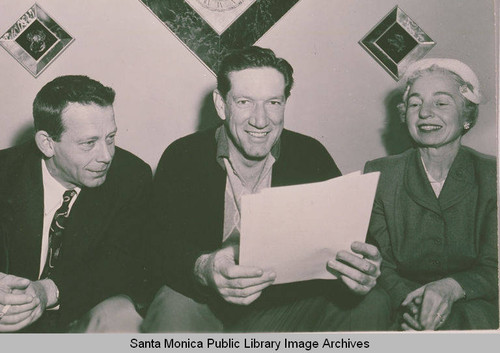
[215,126,280,246]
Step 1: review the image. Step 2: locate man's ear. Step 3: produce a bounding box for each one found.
[35,130,55,158]
[213,89,227,121]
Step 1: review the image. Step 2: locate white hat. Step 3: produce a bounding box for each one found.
[402,58,481,104]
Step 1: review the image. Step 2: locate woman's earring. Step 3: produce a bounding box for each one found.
[463,122,471,130]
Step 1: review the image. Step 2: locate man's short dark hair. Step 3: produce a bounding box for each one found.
[33,75,116,141]
[217,46,294,100]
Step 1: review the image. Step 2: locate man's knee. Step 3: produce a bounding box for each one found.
[68,295,142,333]
[347,286,391,331]
[141,285,223,332]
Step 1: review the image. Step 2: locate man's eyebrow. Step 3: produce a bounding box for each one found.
[231,95,285,100]
[78,136,98,142]
[77,130,117,142]
[107,129,118,137]
[231,94,251,99]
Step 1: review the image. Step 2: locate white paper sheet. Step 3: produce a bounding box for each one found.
[239,171,380,284]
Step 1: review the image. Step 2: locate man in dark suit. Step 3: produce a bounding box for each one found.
[143,47,389,332]
[0,75,152,332]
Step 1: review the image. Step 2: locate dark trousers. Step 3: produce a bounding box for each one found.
[142,282,391,332]
[229,285,391,332]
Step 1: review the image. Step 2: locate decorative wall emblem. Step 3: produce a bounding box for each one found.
[194,0,246,12]
[185,0,255,35]
[359,6,435,80]
[0,4,74,77]
[140,0,299,74]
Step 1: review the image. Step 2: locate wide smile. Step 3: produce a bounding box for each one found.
[418,124,442,132]
[246,131,270,138]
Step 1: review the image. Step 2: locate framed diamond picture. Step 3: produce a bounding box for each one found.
[140,0,299,74]
[359,6,435,80]
[0,4,74,77]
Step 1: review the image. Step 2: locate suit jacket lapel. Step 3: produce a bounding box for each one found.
[404,149,442,214]
[61,184,113,267]
[438,147,475,210]
[7,146,44,279]
[404,147,475,214]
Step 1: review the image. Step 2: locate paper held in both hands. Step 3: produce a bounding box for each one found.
[239,171,380,285]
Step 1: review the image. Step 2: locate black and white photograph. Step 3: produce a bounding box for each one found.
[0,0,498,351]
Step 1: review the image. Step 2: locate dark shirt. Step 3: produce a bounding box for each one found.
[149,126,342,310]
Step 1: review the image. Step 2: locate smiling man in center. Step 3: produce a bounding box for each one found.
[144,46,389,332]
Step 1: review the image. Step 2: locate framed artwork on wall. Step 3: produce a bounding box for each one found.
[359,6,435,80]
[0,4,74,78]
[140,0,300,74]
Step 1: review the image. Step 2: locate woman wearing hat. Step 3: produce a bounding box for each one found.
[364,59,498,330]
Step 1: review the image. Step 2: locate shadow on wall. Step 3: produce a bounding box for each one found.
[197,90,221,131]
[11,123,35,146]
[381,88,414,156]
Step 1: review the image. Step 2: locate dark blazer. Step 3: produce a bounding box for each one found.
[364,147,498,311]
[149,126,341,305]
[0,141,152,331]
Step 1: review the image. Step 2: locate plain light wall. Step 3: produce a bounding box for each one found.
[0,0,496,173]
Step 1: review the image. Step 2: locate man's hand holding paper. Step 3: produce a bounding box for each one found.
[240,172,381,293]
[328,241,381,295]
[195,245,276,305]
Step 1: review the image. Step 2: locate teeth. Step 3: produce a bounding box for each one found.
[248,131,268,137]
[419,125,441,131]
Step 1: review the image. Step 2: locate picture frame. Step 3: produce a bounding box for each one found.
[139,0,299,74]
[0,4,74,78]
[359,6,435,80]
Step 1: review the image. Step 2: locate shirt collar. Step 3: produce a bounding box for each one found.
[215,124,281,170]
[42,159,81,216]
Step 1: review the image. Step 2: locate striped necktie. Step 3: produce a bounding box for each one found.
[41,189,77,278]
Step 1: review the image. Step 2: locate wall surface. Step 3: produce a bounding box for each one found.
[0,0,496,173]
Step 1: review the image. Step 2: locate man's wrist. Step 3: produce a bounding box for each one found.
[37,279,59,308]
[445,278,465,302]
[194,254,213,287]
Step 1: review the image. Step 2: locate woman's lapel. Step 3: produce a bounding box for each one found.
[404,149,441,214]
[438,148,475,210]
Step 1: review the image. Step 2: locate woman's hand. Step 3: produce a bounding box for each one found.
[401,295,423,331]
[401,278,465,330]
